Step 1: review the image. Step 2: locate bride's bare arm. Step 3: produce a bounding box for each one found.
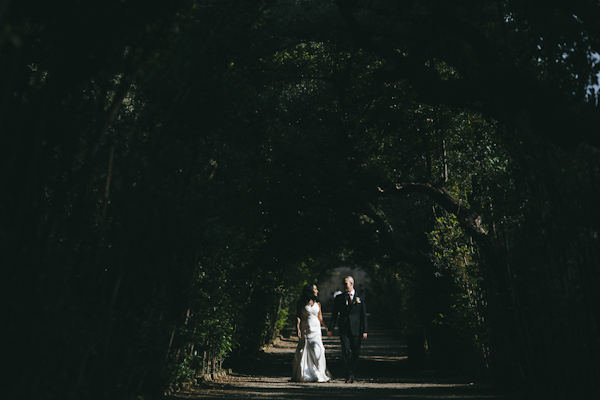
[296,315,302,338]
[297,305,302,337]
[318,303,328,330]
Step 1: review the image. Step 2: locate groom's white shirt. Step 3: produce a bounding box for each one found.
[347,290,355,305]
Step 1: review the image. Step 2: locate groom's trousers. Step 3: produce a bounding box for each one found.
[340,333,362,377]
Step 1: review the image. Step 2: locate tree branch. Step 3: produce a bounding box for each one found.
[378,182,487,238]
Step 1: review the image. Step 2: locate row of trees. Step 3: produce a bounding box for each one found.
[3,1,599,399]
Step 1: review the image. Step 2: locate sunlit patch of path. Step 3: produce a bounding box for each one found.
[169,314,523,400]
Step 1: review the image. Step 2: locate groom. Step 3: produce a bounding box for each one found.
[327,275,368,383]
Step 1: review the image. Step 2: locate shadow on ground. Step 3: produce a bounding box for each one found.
[168,314,526,400]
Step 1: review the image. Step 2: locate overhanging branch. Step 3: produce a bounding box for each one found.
[378,182,487,238]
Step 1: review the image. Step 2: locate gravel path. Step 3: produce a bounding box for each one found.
[168,315,524,399]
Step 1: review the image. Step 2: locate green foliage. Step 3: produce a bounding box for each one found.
[166,354,198,385]
[4,1,600,399]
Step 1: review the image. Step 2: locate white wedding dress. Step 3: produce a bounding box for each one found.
[291,302,331,382]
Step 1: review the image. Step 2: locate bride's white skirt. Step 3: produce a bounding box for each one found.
[291,332,331,382]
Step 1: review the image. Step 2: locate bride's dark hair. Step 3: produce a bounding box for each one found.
[300,283,318,305]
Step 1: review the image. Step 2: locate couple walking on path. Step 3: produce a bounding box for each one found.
[291,275,368,383]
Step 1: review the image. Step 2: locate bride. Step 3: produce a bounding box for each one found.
[291,284,331,382]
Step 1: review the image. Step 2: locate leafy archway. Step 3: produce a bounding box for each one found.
[2,1,599,399]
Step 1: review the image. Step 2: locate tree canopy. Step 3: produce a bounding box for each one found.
[2,1,600,399]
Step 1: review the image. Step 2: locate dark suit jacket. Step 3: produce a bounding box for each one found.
[329,292,368,337]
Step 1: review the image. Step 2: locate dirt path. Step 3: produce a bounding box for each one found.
[168,315,523,399]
